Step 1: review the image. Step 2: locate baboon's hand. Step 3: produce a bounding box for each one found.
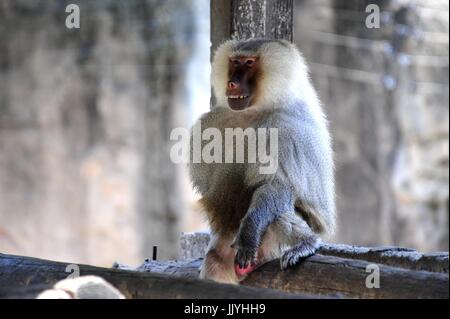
[280,236,321,270]
[231,233,258,271]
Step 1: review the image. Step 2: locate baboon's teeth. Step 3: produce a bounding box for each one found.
[228,95,248,100]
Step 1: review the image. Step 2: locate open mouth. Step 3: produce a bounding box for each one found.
[227,95,249,100]
[227,95,251,110]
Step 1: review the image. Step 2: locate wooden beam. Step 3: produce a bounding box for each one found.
[242,255,449,299]
[180,232,449,273]
[211,0,294,53]
[1,251,448,298]
[318,243,449,273]
[211,0,231,55]
[0,253,317,299]
[115,255,448,299]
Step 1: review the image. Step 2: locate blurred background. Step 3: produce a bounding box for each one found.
[0,0,448,267]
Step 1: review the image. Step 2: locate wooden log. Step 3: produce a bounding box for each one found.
[0,284,53,299]
[179,232,449,273]
[0,253,315,299]
[319,243,449,273]
[117,254,448,299]
[242,254,449,299]
[2,250,448,298]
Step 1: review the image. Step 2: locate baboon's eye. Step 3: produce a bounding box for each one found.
[230,58,240,65]
[245,58,256,66]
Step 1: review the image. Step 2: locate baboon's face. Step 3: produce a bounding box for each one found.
[226,55,261,111]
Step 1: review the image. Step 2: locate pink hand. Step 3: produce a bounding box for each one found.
[235,263,257,277]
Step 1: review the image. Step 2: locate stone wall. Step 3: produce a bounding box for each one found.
[0,0,198,266]
[295,0,449,251]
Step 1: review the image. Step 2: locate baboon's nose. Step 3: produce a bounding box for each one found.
[227,81,238,90]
